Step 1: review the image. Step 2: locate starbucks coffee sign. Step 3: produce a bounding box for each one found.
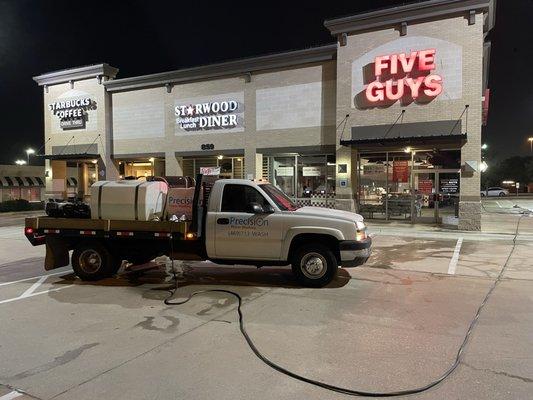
[49,96,97,130]
[175,100,240,131]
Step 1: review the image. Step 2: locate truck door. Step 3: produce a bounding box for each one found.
[213,184,283,260]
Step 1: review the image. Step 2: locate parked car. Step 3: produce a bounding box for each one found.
[481,187,509,197]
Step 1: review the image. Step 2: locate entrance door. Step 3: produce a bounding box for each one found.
[413,170,460,224]
[413,171,438,223]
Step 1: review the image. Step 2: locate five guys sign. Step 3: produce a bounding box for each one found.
[365,49,443,104]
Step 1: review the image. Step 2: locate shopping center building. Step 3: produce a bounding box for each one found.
[33,0,495,230]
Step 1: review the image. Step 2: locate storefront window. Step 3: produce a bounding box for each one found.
[19,187,41,202]
[272,156,296,197]
[2,188,20,202]
[264,154,335,207]
[182,156,244,179]
[357,150,460,223]
[298,155,326,197]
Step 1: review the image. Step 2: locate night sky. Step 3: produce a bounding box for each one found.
[0,0,530,164]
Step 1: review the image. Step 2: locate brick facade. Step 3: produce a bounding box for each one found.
[34,1,494,230]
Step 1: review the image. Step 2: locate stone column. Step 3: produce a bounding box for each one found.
[244,146,257,179]
[50,160,67,199]
[458,113,482,231]
[165,152,183,176]
[255,153,263,179]
[78,163,89,198]
[335,146,358,211]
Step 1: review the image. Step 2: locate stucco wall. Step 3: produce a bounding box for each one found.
[110,61,337,176]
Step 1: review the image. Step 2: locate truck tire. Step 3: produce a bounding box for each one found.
[72,241,120,281]
[291,244,338,288]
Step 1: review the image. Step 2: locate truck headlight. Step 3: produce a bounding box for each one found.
[355,222,367,241]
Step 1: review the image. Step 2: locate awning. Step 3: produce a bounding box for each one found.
[341,134,467,150]
[35,153,100,161]
[0,177,45,187]
[341,120,467,150]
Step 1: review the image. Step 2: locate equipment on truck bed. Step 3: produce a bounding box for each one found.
[90,179,168,221]
[45,199,91,219]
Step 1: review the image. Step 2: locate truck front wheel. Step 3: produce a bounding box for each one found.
[72,241,120,281]
[291,244,338,288]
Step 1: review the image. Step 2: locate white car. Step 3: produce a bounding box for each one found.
[481,187,509,197]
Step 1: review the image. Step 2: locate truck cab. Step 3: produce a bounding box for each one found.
[205,179,371,286]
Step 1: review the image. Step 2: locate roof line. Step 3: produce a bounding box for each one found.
[324,0,496,35]
[103,44,337,93]
[33,63,119,86]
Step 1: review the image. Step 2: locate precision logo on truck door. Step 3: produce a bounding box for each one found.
[226,216,269,238]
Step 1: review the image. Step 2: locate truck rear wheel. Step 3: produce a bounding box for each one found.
[291,244,338,288]
[72,241,120,281]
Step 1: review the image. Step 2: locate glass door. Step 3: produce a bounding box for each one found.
[437,171,460,225]
[413,171,437,223]
[412,169,460,224]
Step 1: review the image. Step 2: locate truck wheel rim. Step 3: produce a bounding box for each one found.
[79,250,102,273]
[301,252,327,279]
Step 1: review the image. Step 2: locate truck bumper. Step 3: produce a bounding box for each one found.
[339,238,372,268]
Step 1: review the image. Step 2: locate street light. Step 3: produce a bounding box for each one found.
[481,143,488,150]
[528,137,533,153]
[15,160,26,165]
[25,148,35,164]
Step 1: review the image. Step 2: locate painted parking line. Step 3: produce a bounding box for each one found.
[0,391,23,400]
[0,285,74,305]
[0,272,74,305]
[447,237,463,275]
[0,271,67,287]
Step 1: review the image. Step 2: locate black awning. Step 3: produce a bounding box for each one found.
[35,153,100,161]
[341,133,467,149]
[342,120,467,150]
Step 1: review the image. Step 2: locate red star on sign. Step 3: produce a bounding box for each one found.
[187,105,195,116]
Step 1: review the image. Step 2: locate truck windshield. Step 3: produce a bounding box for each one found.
[260,184,299,211]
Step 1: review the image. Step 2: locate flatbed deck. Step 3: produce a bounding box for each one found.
[25,217,190,236]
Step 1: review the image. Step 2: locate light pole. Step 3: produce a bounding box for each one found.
[25,148,35,165]
[528,137,533,153]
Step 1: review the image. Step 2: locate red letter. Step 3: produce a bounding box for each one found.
[366,81,385,102]
[398,51,418,73]
[385,79,404,101]
[423,74,443,97]
[374,55,390,76]
[418,49,436,71]
[405,77,425,99]
[390,53,398,74]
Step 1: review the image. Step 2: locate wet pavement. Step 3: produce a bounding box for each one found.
[0,210,532,399]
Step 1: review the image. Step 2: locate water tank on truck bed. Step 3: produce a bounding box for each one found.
[89,180,168,221]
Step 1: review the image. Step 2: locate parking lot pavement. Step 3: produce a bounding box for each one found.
[0,221,532,399]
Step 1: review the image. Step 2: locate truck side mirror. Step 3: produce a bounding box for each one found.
[246,202,264,214]
[263,204,275,214]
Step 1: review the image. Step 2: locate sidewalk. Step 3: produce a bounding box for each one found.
[0,210,45,228]
[366,211,533,242]
[0,210,44,217]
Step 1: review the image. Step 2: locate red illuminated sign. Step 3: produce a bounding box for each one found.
[392,160,409,183]
[365,49,443,104]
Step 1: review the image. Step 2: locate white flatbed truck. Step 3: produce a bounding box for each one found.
[25,177,371,287]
